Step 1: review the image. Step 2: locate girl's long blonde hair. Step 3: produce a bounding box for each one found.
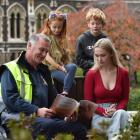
[92,38,123,70]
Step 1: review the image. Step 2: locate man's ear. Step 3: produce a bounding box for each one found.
[27,42,32,50]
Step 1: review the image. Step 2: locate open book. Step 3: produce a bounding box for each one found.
[50,94,79,118]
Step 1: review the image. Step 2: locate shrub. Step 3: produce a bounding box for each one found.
[127,87,140,110]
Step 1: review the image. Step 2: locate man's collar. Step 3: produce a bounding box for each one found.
[15,51,34,70]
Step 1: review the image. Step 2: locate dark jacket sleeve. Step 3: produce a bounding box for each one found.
[1,68,38,115]
[41,65,57,107]
[48,86,57,107]
[76,38,93,70]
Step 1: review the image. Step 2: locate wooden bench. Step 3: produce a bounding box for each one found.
[54,76,84,101]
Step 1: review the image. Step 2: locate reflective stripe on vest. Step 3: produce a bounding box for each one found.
[3,61,32,103]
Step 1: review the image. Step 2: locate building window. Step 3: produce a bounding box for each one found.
[10,12,21,38]
[0,7,3,41]
[17,13,20,38]
[57,4,77,13]
[37,13,41,31]
[36,13,47,32]
[35,4,50,32]
[8,3,26,41]
[43,13,46,21]
[0,16,2,40]
[10,13,15,38]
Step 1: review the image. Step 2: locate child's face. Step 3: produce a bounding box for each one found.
[88,18,103,36]
[49,20,64,36]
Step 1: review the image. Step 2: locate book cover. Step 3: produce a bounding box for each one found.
[50,94,79,118]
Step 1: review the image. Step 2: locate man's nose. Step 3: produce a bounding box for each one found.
[42,51,47,57]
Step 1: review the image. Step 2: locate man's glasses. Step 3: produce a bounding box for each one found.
[48,12,67,20]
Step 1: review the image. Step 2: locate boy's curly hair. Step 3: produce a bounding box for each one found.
[86,8,106,25]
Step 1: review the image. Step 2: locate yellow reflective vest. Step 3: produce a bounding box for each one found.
[2,60,32,103]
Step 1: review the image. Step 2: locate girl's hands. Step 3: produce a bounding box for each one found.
[57,65,67,73]
[104,104,116,117]
[61,65,67,73]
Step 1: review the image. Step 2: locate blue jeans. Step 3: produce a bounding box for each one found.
[32,117,87,140]
[51,63,77,93]
[92,103,130,140]
[1,112,87,140]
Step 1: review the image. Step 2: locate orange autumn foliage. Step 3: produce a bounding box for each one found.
[67,0,140,71]
[104,0,140,70]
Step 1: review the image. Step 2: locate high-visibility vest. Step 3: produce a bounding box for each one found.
[1,60,32,103]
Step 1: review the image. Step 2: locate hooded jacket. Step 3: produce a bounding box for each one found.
[76,30,107,75]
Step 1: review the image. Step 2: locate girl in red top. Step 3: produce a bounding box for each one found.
[84,38,130,139]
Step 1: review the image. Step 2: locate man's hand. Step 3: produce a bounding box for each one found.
[64,111,78,122]
[37,108,55,118]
